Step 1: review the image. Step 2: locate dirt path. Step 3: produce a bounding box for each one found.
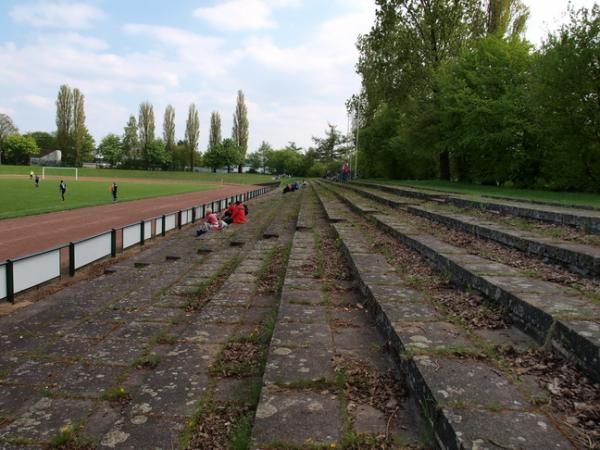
[0,184,254,260]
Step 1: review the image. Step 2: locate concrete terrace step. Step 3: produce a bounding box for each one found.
[325,186,600,383]
[356,181,600,234]
[353,181,448,202]
[338,182,600,278]
[336,181,419,210]
[311,187,574,450]
[408,204,600,277]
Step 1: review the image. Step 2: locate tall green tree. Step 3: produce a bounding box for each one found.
[437,36,534,185]
[185,104,200,170]
[208,111,222,151]
[71,88,86,165]
[0,113,18,164]
[122,115,139,163]
[355,0,488,179]
[55,84,73,157]
[486,0,529,37]
[232,90,249,173]
[138,102,155,169]
[98,134,124,167]
[312,124,344,163]
[532,5,600,191]
[163,104,176,159]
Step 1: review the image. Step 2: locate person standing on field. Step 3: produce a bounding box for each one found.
[34,175,40,188]
[111,182,118,202]
[59,180,67,201]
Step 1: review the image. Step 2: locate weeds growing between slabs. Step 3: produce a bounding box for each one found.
[0,178,217,219]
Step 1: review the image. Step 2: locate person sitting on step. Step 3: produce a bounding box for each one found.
[196,208,227,236]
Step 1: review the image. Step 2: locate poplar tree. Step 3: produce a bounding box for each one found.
[208,111,222,151]
[163,105,176,157]
[486,0,529,36]
[123,115,139,162]
[231,90,249,173]
[56,85,73,158]
[185,104,200,170]
[138,102,155,169]
[71,88,86,165]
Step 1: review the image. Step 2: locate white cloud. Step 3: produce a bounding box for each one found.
[194,0,283,31]
[0,106,16,116]
[9,1,105,29]
[24,94,53,110]
[524,0,597,45]
[122,24,241,79]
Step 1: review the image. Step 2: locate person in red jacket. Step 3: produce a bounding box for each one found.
[231,200,246,224]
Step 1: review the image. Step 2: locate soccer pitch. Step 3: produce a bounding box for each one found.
[0,178,218,220]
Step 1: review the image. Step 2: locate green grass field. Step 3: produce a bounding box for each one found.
[0,178,217,220]
[0,165,274,185]
[367,179,600,208]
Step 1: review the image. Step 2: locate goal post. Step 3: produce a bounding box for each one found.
[41,167,78,181]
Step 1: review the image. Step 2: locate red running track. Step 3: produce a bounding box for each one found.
[0,185,255,261]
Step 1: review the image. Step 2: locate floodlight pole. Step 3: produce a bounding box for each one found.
[346,112,351,172]
[354,106,360,179]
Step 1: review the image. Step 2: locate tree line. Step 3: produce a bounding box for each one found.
[351,0,600,192]
[0,88,251,173]
[98,89,249,172]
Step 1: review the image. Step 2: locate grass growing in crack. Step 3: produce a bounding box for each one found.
[100,386,130,403]
[255,244,289,294]
[313,231,326,279]
[274,378,337,390]
[132,354,161,370]
[47,422,95,450]
[210,311,277,378]
[151,329,177,346]
[185,255,244,311]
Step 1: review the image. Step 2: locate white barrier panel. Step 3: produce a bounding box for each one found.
[155,217,163,235]
[123,223,141,249]
[75,232,111,269]
[165,214,176,231]
[144,220,152,240]
[195,206,202,220]
[0,264,6,300]
[187,209,193,222]
[13,249,60,294]
[180,212,188,226]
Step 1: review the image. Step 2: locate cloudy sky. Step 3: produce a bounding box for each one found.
[0,0,597,152]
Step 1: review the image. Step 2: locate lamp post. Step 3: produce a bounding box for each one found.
[354,106,360,179]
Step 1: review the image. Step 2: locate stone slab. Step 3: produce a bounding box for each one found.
[413,356,527,409]
[271,322,332,348]
[444,409,574,450]
[0,398,94,442]
[264,346,334,384]
[252,386,342,446]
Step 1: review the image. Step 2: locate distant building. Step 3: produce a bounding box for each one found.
[31,150,62,166]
